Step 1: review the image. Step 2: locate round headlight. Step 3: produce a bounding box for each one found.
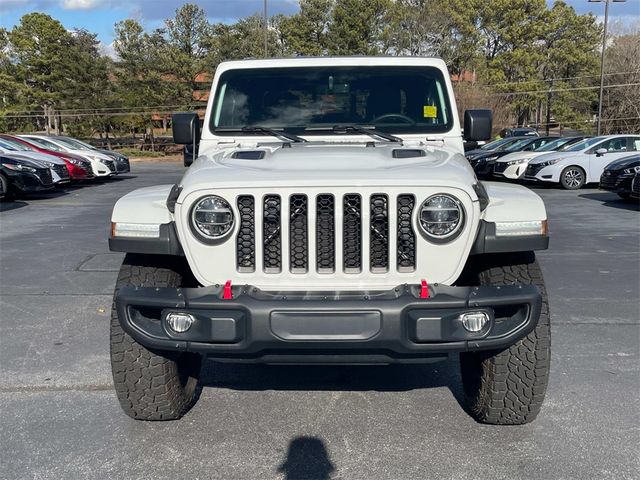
[190,195,234,242]
[419,194,464,242]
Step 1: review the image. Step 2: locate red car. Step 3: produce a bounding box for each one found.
[0,134,94,180]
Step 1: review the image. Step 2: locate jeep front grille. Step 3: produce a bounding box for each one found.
[396,195,416,272]
[238,193,418,275]
[369,194,389,272]
[316,195,335,273]
[343,194,362,273]
[263,195,282,273]
[236,195,255,272]
[289,194,308,273]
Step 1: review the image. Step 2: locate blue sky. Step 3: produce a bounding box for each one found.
[1,0,638,51]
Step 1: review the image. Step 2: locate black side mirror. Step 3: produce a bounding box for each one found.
[172,112,201,167]
[464,109,493,142]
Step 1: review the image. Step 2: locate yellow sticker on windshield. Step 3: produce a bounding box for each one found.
[423,105,437,118]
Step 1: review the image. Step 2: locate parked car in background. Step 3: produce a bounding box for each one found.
[465,136,528,160]
[493,136,589,180]
[599,154,640,201]
[525,135,640,190]
[631,172,640,200]
[0,140,70,185]
[0,153,55,199]
[468,136,559,178]
[18,135,115,177]
[0,134,94,180]
[499,127,539,138]
[51,136,131,174]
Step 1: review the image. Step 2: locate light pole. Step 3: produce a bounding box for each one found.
[589,0,627,135]
[264,0,268,58]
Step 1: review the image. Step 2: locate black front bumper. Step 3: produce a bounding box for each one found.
[115,283,542,363]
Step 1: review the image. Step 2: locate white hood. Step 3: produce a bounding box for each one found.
[495,151,546,163]
[179,142,478,196]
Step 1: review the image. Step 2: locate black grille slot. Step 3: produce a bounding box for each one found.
[397,195,416,271]
[370,194,389,272]
[343,194,362,273]
[263,195,281,272]
[316,194,335,273]
[52,164,69,179]
[236,196,255,272]
[289,194,308,273]
[493,162,508,173]
[37,168,53,185]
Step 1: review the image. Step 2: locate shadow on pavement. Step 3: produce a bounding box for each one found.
[0,200,28,212]
[201,357,466,406]
[579,192,640,211]
[277,436,335,480]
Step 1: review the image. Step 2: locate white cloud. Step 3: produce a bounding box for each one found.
[61,0,103,10]
[98,41,118,59]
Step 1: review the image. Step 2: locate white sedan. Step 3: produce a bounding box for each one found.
[524,135,640,189]
[493,137,587,180]
[19,135,115,177]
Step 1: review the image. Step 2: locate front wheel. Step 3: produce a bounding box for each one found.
[460,252,551,425]
[110,254,202,420]
[560,166,586,189]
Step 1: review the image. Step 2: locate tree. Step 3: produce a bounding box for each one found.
[601,32,640,133]
[278,0,334,56]
[327,0,391,55]
[7,13,74,132]
[382,0,479,75]
[163,3,213,107]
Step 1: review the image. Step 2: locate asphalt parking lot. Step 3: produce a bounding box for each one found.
[1,160,638,480]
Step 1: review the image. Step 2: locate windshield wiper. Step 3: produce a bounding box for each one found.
[239,126,307,143]
[330,125,402,143]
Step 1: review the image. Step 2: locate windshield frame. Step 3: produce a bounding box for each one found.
[209,65,455,137]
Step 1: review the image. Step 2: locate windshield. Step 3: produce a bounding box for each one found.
[22,136,64,152]
[0,139,30,151]
[56,137,93,150]
[566,137,603,152]
[505,139,534,152]
[211,66,453,136]
[535,137,573,152]
[479,138,514,151]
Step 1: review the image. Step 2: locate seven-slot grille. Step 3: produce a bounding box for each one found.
[235,193,417,274]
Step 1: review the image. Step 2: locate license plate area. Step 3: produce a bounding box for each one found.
[270,310,382,341]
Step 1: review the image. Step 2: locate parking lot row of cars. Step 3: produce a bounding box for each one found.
[0,134,130,200]
[466,134,640,199]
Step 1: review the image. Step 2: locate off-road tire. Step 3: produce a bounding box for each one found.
[560,166,586,190]
[460,252,551,425]
[110,254,202,421]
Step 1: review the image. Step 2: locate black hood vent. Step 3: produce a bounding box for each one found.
[392,149,426,159]
[231,150,266,160]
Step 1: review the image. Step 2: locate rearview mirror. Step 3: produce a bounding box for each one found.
[463,109,493,142]
[172,112,201,167]
[595,148,607,156]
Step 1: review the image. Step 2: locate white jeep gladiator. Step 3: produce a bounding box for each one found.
[109,57,550,424]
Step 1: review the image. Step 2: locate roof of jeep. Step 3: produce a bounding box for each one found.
[215,56,448,72]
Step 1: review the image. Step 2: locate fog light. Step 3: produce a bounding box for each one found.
[460,312,490,333]
[166,312,194,333]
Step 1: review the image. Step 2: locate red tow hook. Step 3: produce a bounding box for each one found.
[420,279,430,299]
[222,280,233,300]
